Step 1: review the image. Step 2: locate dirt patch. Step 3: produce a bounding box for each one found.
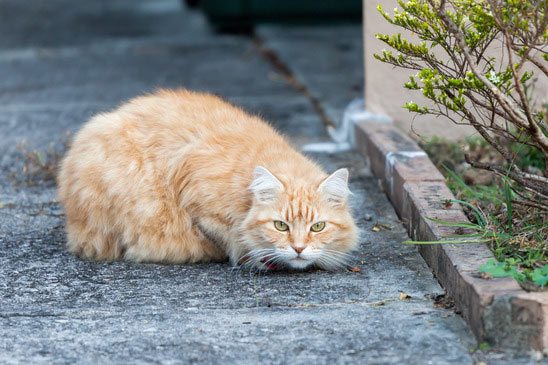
[431,292,458,313]
[9,133,70,187]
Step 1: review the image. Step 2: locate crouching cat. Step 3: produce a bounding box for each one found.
[58,89,358,270]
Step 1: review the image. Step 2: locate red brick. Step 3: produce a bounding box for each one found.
[355,119,548,351]
[354,121,420,178]
[513,293,548,350]
[354,121,444,216]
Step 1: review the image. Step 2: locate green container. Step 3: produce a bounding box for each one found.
[197,0,362,29]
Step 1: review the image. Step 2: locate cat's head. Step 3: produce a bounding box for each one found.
[240,166,358,271]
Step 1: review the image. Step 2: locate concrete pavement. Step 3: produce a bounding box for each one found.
[0,1,523,363]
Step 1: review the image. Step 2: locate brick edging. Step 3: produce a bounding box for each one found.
[352,112,547,351]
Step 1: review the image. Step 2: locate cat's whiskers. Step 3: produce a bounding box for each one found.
[325,252,353,265]
[322,249,355,262]
[240,247,278,270]
[242,247,273,258]
[236,246,356,272]
[317,249,354,270]
[317,256,344,270]
[258,250,288,271]
[262,252,285,266]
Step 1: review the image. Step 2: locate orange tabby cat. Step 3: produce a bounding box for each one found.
[58,89,358,270]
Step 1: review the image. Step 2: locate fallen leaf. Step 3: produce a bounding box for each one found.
[372,222,392,231]
[432,293,454,309]
[399,292,411,301]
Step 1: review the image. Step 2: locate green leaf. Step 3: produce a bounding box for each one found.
[479,259,530,283]
[404,101,428,114]
[479,259,514,277]
[531,265,548,287]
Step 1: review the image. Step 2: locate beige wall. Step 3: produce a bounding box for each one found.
[363,0,474,140]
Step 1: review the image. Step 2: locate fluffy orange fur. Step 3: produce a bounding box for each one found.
[58,89,358,270]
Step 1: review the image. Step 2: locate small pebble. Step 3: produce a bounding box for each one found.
[364,214,372,221]
[399,292,411,300]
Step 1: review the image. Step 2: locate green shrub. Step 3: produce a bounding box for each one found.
[375,0,547,210]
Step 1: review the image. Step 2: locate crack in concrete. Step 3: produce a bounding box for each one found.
[253,36,335,128]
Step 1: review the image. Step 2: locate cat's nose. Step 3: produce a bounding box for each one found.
[292,246,304,254]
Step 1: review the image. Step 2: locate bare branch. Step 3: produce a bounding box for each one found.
[431,0,548,151]
[464,154,548,196]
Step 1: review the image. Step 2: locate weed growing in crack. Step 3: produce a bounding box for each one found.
[10,132,70,187]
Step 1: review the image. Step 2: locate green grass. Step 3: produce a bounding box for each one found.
[419,137,547,290]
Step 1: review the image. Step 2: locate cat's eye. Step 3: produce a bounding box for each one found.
[274,220,289,232]
[310,222,326,232]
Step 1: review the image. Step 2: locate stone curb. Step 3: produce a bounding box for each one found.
[353,116,547,352]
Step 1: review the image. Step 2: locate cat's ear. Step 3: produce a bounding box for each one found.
[250,166,284,203]
[318,168,351,205]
